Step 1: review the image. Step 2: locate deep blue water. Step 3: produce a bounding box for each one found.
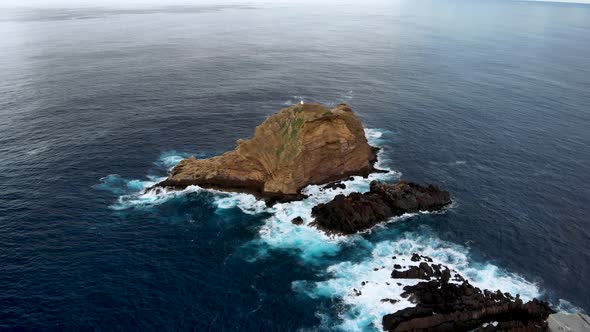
[1,0,589,330]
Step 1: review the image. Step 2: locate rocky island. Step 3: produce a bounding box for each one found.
[154,101,565,331]
[157,103,380,202]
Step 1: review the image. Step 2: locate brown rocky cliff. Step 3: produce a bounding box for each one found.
[157,103,378,199]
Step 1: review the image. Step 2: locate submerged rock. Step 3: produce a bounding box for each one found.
[311,180,451,234]
[381,298,400,305]
[156,103,379,202]
[291,216,304,225]
[323,181,347,190]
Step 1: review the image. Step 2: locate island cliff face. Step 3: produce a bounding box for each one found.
[158,103,378,200]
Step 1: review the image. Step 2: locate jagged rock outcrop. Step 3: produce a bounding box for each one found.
[381,255,554,331]
[383,280,553,331]
[156,103,379,201]
[311,180,451,234]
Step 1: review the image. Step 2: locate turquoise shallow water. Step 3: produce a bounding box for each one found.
[0,0,589,330]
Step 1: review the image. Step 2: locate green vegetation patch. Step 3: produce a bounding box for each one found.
[289,117,304,140]
[276,115,304,159]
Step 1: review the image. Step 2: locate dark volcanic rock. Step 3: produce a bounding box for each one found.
[310,192,392,234]
[291,216,304,225]
[392,262,436,280]
[392,266,430,280]
[383,307,433,331]
[324,181,347,190]
[370,181,451,213]
[311,180,451,234]
[382,260,554,332]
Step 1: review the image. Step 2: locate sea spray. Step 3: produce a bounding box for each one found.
[213,129,399,262]
[97,130,550,331]
[97,130,399,258]
[293,232,543,332]
[153,150,193,170]
[99,129,395,211]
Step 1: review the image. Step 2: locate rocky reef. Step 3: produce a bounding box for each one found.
[311,180,452,234]
[382,254,554,332]
[157,103,379,201]
[154,101,559,331]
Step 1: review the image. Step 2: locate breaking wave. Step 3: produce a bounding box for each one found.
[96,129,559,331]
[292,232,543,331]
[96,129,400,256]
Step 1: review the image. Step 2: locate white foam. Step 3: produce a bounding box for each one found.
[112,183,201,210]
[556,298,586,314]
[102,130,406,260]
[99,135,555,332]
[154,150,192,170]
[98,151,200,210]
[212,191,267,215]
[294,233,543,331]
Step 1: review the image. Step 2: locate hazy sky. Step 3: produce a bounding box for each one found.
[0,0,240,8]
[0,0,336,8]
[0,0,280,9]
[526,0,590,3]
[1,0,589,8]
[1,0,589,7]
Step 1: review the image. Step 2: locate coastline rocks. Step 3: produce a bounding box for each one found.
[311,180,451,234]
[383,280,554,332]
[156,103,378,202]
[381,255,554,332]
[324,181,347,191]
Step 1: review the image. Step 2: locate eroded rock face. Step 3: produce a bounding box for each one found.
[311,181,451,234]
[157,103,378,201]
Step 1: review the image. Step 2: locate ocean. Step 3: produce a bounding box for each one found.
[0,0,589,330]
